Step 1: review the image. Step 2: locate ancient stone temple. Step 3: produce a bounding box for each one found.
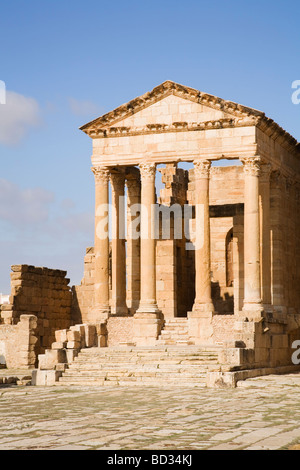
[62,80,300,386]
[2,80,300,387]
[76,81,300,334]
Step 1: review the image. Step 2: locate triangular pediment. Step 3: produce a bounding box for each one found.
[80,81,264,136]
[80,81,300,157]
[104,94,238,129]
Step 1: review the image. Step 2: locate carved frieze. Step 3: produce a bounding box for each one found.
[85,117,255,139]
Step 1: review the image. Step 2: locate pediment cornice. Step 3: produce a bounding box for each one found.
[80,81,263,134]
[86,117,256,139]
[80,80,300,158]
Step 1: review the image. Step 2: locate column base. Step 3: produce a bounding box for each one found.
[110,305,129,316]
[133,309,162,346]
[136,303,161,316]
[241,302,264,321]
[192,301,215,315]
[262,304,276,321]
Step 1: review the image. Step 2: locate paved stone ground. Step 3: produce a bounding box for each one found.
[1,373,300,450]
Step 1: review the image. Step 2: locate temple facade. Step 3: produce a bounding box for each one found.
[75,81,300,351]
[2,80,300,387]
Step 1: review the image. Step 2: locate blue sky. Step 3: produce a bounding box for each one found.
[0,0,299,292]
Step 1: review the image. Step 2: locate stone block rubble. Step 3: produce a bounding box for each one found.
[32,323,107,385]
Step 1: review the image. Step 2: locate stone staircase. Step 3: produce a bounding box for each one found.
[58,346,221,387]
[157,318,193,345]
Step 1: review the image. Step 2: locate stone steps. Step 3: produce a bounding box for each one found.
[157,318,193,345]
[58,346,220,387]
[64,366,219,372]
[63,370,210,378]
[74,353,218,361]
[58,377,208,387]
[69,361,218,368]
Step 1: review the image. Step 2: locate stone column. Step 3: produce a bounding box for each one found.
[259,163,272,311]
[188,159,214,345]
[91,166,110,321]
[192,159,214,314]
[241,157,263,317]
[126,171,141,315]
[136,162,160,314]
[110,171,128,316]
[134,162,161,346]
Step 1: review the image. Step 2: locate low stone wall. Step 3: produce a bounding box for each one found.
[0,315,38,369]
[0,265,73,355]
[33,322,107,385]
[217,318,295,373]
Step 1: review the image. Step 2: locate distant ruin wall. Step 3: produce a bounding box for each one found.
[0,315,38,369]
[0,265,73,355]
[71,247,95,325]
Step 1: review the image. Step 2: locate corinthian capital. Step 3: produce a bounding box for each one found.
[139,162,156,181]
[193,159,211,179]
[241,157,261,176]
[91,166,110,183]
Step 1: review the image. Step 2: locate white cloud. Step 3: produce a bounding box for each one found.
[0,179,94,292]
[0,179,94,237]
[0,90,42,145]
[60,198,76,211]
[0,179,54,226]
[68,97,102,117]
[0,80,5,105]
[58,211,94,235]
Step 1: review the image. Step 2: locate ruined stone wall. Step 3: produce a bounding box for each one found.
[281,180,300,314]
[156,164,193,317]
[0,265,72,354]
[71,245,114,324]
[0,315,38,369]
[270,172,300,317]
[188,164,244,206]
[71,247,95,325]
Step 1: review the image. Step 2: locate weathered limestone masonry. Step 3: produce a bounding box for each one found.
[0,265,73,368]
[70,80,300,387]
[31,323,106,385]
[71,247,96,325]
[0,315,38,369]
[4,81,300,387]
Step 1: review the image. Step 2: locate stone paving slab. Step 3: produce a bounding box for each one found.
[1,373,300,449]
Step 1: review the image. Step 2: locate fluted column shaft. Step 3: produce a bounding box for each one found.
[192,159,214,313]
[242,157,263,311]
[91,166,110,320]
[126,174,141,314]
[110,171,128,315]
[136,162,159,314]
